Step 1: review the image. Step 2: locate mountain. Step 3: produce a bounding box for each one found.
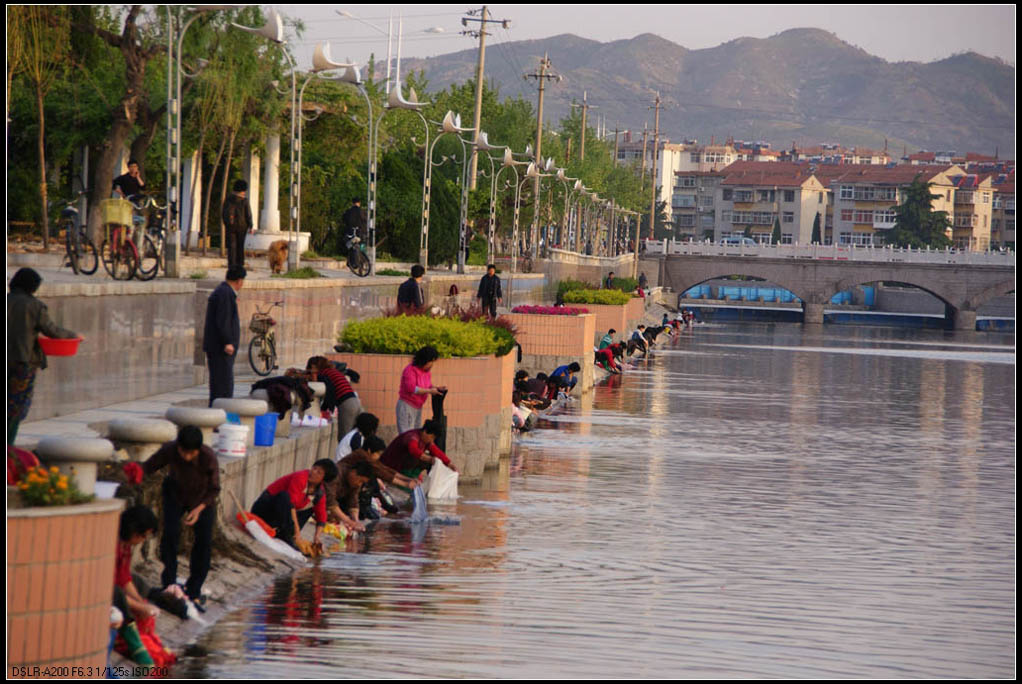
[402,28,1015,155]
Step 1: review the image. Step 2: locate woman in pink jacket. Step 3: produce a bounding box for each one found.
[397,346,447,434]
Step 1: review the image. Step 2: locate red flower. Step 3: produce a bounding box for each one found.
[511,305,589,315]
[123,462,144,485]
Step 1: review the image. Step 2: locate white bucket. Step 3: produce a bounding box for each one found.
[94,481,120,499]
[215,424,249,459]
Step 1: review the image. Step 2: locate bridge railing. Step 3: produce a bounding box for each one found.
[642,239,1015,266]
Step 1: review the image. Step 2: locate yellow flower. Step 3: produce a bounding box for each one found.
[57,482,68,490]
[50,466,59,474]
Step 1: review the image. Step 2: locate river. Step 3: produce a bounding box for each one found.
[176,323,1015,678]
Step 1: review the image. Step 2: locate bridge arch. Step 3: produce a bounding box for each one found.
[668,268,813,305]
[831,276,957,310]
[966,279,1016,311]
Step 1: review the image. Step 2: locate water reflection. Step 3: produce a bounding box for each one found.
[178,323,1015,679]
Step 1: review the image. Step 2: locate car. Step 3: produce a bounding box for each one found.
[719,237,758,246]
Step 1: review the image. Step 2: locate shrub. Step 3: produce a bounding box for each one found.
[563,289,632,305]
[511,305,590,315]
[272,267,323,279]
[609,276,639,292]
[16,466,93,507]
[340,315,516,357]
[189,270,207,280]
[376,268,409,277]
[556,278,595,299]
[302,249,320,259]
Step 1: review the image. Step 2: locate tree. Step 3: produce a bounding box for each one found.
[771,217,781,244]
[887,175,952,248]
[811,212,821,243]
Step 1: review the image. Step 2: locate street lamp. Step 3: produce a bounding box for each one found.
[420,111,474,272]
[232,8,304,270]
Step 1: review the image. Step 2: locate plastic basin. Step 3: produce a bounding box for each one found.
[39,336,82,356]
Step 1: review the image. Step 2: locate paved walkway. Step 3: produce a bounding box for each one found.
[14,372,267,451]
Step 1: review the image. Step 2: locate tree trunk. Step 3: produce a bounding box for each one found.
[202,134,227,256]
[36,85,49,248]
[184,133,205,255]
[219,128,238,258]
[128,104,166,178]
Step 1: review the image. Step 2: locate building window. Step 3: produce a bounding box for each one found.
[757,189,774,202]
[782,212,794,223]
[722,189,733,201]
[690,153,700,163]
[678,176,697,188]
[982,193,990,203]
[735,190,754,202]
[720,210,732,224]
[781,234,794,244]
[840,185,854,200]
[818,192,824,204]
[840,209,853,222]
[853,210,874,224]
[784,190,795,203]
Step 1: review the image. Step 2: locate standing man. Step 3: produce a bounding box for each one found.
[142,425,219,607]
[203,266,245,406]
[222,180,254,269]
[113,159,145,199]
[476,264,502,318]
[397,264,426,312]
[341,197,364,265]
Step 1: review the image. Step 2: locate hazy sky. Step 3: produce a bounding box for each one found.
[282,4,1016,69]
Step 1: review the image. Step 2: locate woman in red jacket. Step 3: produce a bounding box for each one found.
[251,459,338,549]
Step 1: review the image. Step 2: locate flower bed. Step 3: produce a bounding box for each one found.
[339,315,515,358]
[511,305,589,315]
[562,289,632,305]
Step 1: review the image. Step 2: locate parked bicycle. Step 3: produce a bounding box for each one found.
[346,235,371,277]
[99,198,139,280]
[57,190,98,276]
[130,194,167,281]
[249,300,283,376]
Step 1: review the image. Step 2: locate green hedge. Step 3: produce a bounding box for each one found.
[610,276,639,292]
[556,278,596,299]
[562,289,632,305]
[340,315,516,357]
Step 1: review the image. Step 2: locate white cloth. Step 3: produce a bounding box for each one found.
[335,428,364,461]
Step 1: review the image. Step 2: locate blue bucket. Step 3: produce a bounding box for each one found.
[254,413,277,447]
[226,412,241,425]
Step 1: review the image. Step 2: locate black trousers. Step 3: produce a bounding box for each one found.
[159,479,215,599]
[226,229,247,268]
[207,351,236,407]
[481,297,497,318]
[252,489,315,548]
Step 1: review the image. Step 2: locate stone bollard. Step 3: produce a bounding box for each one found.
[212,398,269,446]
[165,406,228,447]
[107,418,178,462]
[34,437,115,496]
[250,389,292,438]
[307,382,326,419]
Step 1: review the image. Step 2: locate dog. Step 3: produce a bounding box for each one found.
[267,240,289,274]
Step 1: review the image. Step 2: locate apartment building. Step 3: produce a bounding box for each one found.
[782,144,892,165]
[948,173,994,250]
[990,173,1015,248]
[819,165,963,246]
[671,171,724,239]
[615,133,687,225]
[715,166,827,243]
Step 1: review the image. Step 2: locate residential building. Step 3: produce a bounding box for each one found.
[671,171,724,240]
[990,172,1015,248]
[615,133,690,225]
[948,173,993,250]
[716,165,827,243]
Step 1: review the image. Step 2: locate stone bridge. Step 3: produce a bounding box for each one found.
[653,254,1015,329]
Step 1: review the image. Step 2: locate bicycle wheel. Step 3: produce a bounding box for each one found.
[136,234,162,281]
[77,234,99,275]
[101,238,137,281]
[63,220,80,275]
[248,336,275,376]
[351,249,371,278]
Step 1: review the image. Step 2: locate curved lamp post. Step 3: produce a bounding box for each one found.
[232,8,303,270]
[420,111,474,272]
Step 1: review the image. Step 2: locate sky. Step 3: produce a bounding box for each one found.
[281,4,1016,70]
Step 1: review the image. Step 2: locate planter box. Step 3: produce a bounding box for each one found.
[7,497,125,675]
[626,296,646,326]
[583,304,630,343]
[507,313,596,394]
[327,351,515,482]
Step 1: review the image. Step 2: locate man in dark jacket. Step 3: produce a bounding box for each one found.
[397,264,426,311]
[203,266,245,406]
[222,180,254,268]
[476,264,502,317]
[142,425,220,604]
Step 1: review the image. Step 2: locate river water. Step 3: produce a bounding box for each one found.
[178,323,1015,678]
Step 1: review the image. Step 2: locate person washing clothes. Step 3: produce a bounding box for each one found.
[550,362,581,392]
[397,346,447,434]
[251,459,338,550]
[381,419,458,481]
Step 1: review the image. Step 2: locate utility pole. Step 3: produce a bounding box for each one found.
[462,6,511,190]
[525,53,559,258]
[639,123,648,188]
[648,92,661,239]
[613,126,620,166]
[571,90,597,162]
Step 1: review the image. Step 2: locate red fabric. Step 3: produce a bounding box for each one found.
[237,511,276,537]
[6,446,40,486]
[381,430,451,472]
[123,462,144,484]
[134,615,177,670]
[399,364,432,409]
[319,367,353,399]
[265,470,327,524]
[115,540,132,588]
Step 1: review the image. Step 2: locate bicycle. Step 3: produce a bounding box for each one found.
[99,198,139,281]
[130,194,167,281]
[57,191,98,276]
[346,235,371,277]
[249,300,283,377]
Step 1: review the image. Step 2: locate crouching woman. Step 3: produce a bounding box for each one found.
[252,459,338,549]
